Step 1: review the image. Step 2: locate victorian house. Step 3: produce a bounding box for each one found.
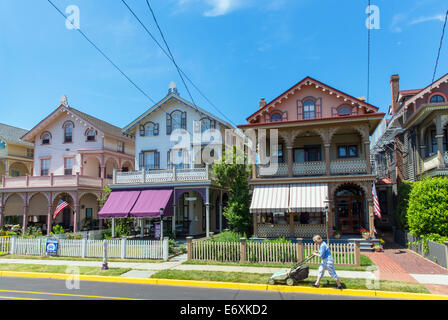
[100,83,232,238]
[238,76,384,238]
[371,73,448,229]
[0,96,135,234]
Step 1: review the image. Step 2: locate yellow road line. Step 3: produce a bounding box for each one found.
[1,270,447,300]
[0,289,144,300]
[0,295,43,300]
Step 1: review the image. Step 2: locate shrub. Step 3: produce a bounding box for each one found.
[51,225,65,235]
[395,180,414,230]
[210,231,245,242]
[407,177,448,238]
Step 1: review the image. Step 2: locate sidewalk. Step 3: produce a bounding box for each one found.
[363,232,448,295]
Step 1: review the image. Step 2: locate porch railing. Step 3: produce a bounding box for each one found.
[330,159,367,175]
[1,173,106,189]
[293,161,325,176]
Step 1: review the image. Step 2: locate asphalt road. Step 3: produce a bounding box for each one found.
[0,277,385,301]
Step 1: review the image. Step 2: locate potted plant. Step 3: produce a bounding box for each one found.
[334,230,341,239]
[360,228,370,240]
[372,242,383,252]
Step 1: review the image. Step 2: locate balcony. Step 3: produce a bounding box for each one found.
[113,167,214,185]
[330,159,367,175]
[1,173,109,190]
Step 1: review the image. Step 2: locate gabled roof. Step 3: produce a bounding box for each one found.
[22,100,132,143]
[123,91,233,135]
[0,123,33,147]
[246,76,379,123]
[402,73,448,109]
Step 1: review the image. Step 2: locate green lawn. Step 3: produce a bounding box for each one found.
[0,263,130,276]
[0,254,163,264]
[183,254,376,272]
[150,270,430,294]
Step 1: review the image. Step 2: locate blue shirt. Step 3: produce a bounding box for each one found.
[318,241,333,261]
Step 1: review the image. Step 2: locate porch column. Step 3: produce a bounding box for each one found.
[436,116,445,166]
[100,166,105,179]
[73,193,79,233]
[324,144,331,175]
[289,213,294,237]
[0,204,3,229]
[172,205,176,237]
[253,212,258,237]
[364,141,371,173]
[22,205,28,233]
[368,199,374,237]
[206,188,210,237]
[287,146,293,177]
[4,160,10,177]
[219,190,223,233]
[47,193,53,236]
[0,193,4,228]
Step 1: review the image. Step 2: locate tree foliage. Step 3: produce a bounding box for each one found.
[407,177,448,237]
[395,180,414,230]
[213,146,252,235]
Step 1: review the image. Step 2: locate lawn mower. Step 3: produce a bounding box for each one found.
[268,255,315,286]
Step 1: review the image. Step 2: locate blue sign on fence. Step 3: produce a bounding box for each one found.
[46,239,59,255]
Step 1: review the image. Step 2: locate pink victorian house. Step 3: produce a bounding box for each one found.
[0,96,135,234]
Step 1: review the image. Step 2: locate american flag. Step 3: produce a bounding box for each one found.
[372,182,381,219]
[53,199,69,220]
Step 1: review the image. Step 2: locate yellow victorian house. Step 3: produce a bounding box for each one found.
[0,123,34,183]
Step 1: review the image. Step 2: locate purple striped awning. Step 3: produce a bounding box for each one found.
[130,189,174,218]
[98,190,141,218]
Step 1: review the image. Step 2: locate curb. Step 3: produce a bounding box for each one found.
[0,271,447,300]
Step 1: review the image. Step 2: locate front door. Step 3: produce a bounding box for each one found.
[335,196,363,234]
[62,208,71,230]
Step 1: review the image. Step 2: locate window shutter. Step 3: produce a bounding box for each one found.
[140,125,145,136]
[181,112,187,130]
[154,123,159,136]
[155,151,160,169]
[212,120,217,129]
[139,152,144,170]
[166,114,172,135]
[297,100,303,120]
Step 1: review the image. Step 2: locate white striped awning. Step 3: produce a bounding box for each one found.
[289,183,328,213]
[250,184,290,213]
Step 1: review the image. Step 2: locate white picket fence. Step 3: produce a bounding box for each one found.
[246,242,298,264]
[303,243,358,265]
[191,240,241,262]
[8,236,169,260]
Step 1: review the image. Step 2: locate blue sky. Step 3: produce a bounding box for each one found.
[0,0,447,131]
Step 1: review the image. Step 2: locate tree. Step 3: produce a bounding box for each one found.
[395,180,414,230]
[407,177,448,237]
[97,186,132,237]
[213,146,252,235]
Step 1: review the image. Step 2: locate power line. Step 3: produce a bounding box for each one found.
[145,0,197,108]
[432,9,448,84]
[46,0,156,104]
[120,0,239,128]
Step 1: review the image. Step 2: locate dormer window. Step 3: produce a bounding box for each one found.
[270,113,283,122]
[338,106,352,116]
[140,122,159,136]
[63,121,73,143]
[41,132,51,145]
[86,129,96,141]
[303,99,316,119]
[430,94,445,103]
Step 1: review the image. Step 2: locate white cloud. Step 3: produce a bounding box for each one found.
[410,14,445,25]
[203,0,243,17]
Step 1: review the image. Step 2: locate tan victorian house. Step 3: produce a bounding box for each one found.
[238,77,384,238]
[0,96,135,234]
[0,123,34,182]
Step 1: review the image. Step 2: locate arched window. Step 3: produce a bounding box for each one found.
[172,111,183,131]
[337,106,352,116]
[303,99,316,119]
[63,121,73,143]
[86,129,96,141]
[166,110,186,135]
[430,94,445,103]
[0,139,5,149]
[140,122,159,136]
[41,132,51,145]
[270,113,283,122]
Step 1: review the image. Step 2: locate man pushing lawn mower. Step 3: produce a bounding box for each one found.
[311,235,343,290]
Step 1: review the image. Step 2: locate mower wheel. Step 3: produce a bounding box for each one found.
[286,278,295,286]
[268,278,275,285]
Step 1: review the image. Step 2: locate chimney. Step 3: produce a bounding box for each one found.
[390,74,400,115]
[259,98,266,109]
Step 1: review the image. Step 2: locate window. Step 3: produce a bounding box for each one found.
[338,145,358,158]
[11,170,20,177]
[64,122,73,143]
[42,133,51,145]
[141,151,160,170]
[270,113,283,122]
[201,118,216,133]
[172,111,183,131]
[303,99,316,119]
[41,159,50,176]
[117,141,124,153]
[64,158,74,175]
[294,145,321,162]
[140,122,159,136]
[338,107,352,116]
[0,140,5,149]
[167,110,186,134]
[273,144,284,163]
[430,95,445,103]
[86,129,96,141]
[85,208,93,219]
[429,130,437,156]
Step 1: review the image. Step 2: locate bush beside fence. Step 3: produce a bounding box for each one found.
[6,236,169,260]
[187,237,361,266]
